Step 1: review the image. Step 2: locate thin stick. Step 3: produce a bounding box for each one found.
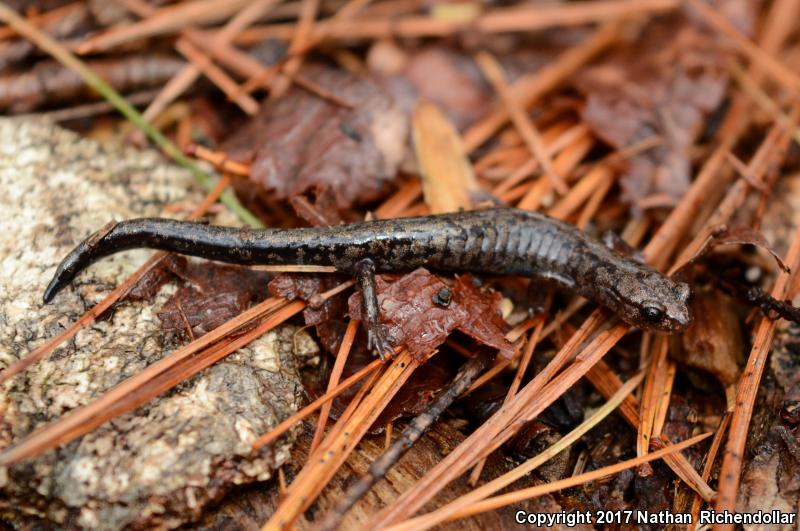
[185,144,252,176]
[575,169,615,229]
[688,413,731,530]
[138,0,280,121]
[729,62,800,146]
[463,21,620,153]
[387,371,645,531]
[270,0,320,99]
[250,264,338,273]
[0,299,301,465]
[490,123,588,197]
[0,2,84,40]
[316,355,488,531]
[516,135,594,211]
[549,165,614,220]
[237,0,677,43]
[585,360,715,501]
[651,358,676,438]
[174,38,259,115]
[637,335,669,456]
[262,350,420,530]
[468,319,543,484]
[77,0,252,53]
[364,313,626,528]
[239,0,373,94]
[389,433,711,528]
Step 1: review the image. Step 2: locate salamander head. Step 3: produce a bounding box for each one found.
[601,270,693,333]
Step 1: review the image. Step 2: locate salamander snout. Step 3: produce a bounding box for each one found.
[604,272,693,334]
[634,279,693,333]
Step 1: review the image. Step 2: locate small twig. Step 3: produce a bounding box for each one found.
[269,0,320,99]
[135,0,280,121]
[0,298,300,465]
[685,0,800,95]
[236,0,678,44]
[585,357,715,502]
[637,335,669,457]
[688,412,731,531]
[315,355,488,531]
[463,21,620,153]
[251,355,380,452]
[20,89,159,122]
[184,144,252,176]
[174,38,259,115]
[516,134,594,211]
[263,350,420,530]
[729,62,800,147]
[239,0,372,95]
[715,278,800,324]
[386,371,645,531]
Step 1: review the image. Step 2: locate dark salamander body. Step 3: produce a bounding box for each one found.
[44,208,692,355]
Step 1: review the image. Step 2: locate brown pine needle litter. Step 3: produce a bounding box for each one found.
[2,0,800,528]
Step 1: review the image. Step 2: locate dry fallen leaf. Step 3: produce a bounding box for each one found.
[224,63,409,211]
[576,15,733,208]
[348,268,513,360]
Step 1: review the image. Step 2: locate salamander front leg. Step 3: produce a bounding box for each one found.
[354,258,394,360]
[602,230,645,263]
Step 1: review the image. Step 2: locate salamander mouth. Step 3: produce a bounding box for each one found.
[668,310,693,332]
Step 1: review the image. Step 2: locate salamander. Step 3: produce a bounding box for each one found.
[43,208,693,357]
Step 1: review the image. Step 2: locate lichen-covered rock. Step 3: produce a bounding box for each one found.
[0,119,317,529]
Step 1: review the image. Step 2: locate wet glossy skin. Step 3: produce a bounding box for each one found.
[44,208,693,333]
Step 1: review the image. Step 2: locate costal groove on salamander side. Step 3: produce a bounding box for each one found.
[43,208,693,333]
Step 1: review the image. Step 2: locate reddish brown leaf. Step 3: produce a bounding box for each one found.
[268,272,349,326]
[348,268,512,361]
[224,63,408,210]
[158,261,270,336]
[576,16,731,208]
[450,275,513,356]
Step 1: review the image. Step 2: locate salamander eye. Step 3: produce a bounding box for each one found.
[642,305,665,322]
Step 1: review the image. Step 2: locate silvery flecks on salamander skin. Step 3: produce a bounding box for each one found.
[44,208,693,358]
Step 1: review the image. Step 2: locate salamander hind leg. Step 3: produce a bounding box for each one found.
[355,258,394,360]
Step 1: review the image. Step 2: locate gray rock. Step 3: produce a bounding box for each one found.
[0,119,317,529]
